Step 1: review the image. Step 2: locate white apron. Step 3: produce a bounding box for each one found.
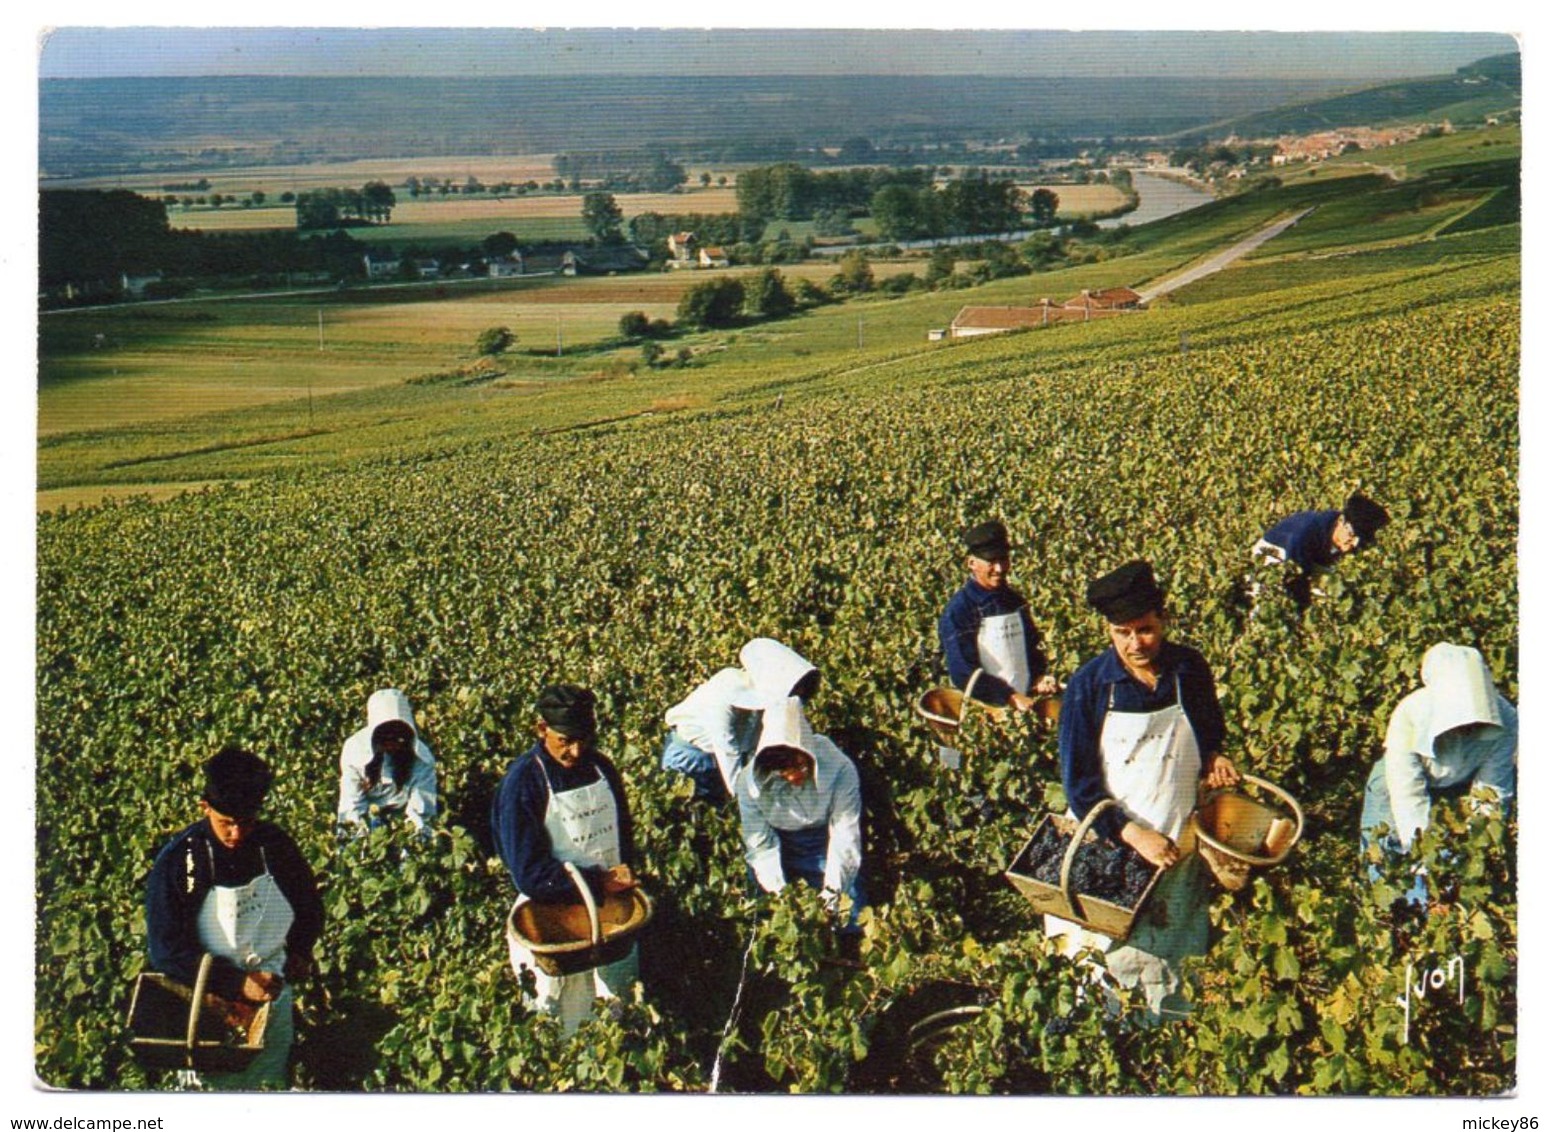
[977,609,1031,695]
[196,846,295,977]
[507,759,639,1035]
[1045,674,1211,1020]
[191,845,297,1089]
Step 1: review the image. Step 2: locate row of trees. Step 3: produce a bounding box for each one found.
[870,180,1052,242]
[736,164,934,222]
[294,182,398,230]
[40,190,384,300]
[554,150,688,193]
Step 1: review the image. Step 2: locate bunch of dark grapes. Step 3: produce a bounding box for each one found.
[1020,822,1157,909]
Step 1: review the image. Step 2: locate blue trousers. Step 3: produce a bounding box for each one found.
[749,824,868,932]
[660,731,730,803]
[1360,759,1475,906]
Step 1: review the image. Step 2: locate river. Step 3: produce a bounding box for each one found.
[1098,169,1215,229]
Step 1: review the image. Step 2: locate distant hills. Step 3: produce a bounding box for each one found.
[1207,54,1520,138]
[39,55,1519,181]
[40,73,1355,179]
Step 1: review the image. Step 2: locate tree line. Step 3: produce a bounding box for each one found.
[39,190,385,301]
[294,182,398,230]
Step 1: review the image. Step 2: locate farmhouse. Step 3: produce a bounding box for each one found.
[697,246,730,268]
[1062,287,1143,314]
[563,245,650,276]
[949,305,1055,338]
[950,290,1145,338]
[487,254,524,278]
[363,253,401,279]
[666,231,697,268]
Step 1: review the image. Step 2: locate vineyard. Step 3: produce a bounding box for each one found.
[35,196,1519,1092]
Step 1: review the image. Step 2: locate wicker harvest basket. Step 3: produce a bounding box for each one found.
[1191,773,1304,892]
[507,862,654,977]
[916,670,1059,746]
[126,953,271,1073]
[1005,799,1163,943]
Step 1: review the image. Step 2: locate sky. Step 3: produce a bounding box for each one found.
[36,26,1520,81]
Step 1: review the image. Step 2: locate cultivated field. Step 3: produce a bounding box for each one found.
[171,185,747,234]
[34,135,1523,1097]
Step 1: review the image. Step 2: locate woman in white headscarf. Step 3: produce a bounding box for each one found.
[734,696,865,927]
[337,688,438,837]
[660,638,820,802]
[1361,642,1516,901]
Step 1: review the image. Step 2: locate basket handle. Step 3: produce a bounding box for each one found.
[1058,798,1119,911]
[185,952,214,1064]
[961,669,984,717]
[562,861,603,947]
[1198,772,1305,865]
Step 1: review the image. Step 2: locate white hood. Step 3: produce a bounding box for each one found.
[1416,643,1505,750]
[732,638,818,709]
[748,696,820,796]
[341,688,429,773]
[367,687,420,737]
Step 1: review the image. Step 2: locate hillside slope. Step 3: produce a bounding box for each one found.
[1211,53,1520,138]
[36,252,1518,1094]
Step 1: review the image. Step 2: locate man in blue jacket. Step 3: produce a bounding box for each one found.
[937,519,1058,712]
[145,747,323,1089]
[1049,560,1239,1020]
[1251,491,1389,607]
[492,684,640,1034]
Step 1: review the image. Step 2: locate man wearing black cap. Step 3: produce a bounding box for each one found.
[1048,561,1239,1019]
[1252,491,1389,606]
[937,519,1058,712]
[145,747,323,1088]
[492,684,640,1034]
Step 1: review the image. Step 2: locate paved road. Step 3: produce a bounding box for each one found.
[1136,207,1316,304]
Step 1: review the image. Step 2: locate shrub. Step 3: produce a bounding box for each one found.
[475,326,516,356]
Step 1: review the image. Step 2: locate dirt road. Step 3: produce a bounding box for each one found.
[1137,207,1315,303]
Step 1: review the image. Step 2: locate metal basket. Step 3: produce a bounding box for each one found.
[506,862,654,978]
[1005,799,1163,943]
[126,953,270,1073]
[1191,773,1304,891]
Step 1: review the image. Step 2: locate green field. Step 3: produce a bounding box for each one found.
[35,138,1520,1095]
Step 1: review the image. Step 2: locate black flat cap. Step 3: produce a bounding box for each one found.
[202,747,272,820]
[1086,560,1165,623]
[536,684,598,739]
[1343,492,1390,545]
[963,520,1012,560]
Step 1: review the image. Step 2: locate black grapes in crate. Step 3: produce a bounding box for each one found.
[1021,821,1158,909]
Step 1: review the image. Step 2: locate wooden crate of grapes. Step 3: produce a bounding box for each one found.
[1004,799,1162,942]
[125,953,271,1072]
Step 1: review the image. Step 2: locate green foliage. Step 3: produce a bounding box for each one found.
[745,268,796,320]
[474,326,515,357]
[581,192,625,243]
[34,183,1517,1093]
[829,251,874,295]
[1030,187,1060,225]
[676,277,746,330]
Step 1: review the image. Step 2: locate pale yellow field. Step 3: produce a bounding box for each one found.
[46,155,563,195]
[48,156,747,196]
[1017,183,1128,215]
[37,481,250,513]
[172,185,745,232]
